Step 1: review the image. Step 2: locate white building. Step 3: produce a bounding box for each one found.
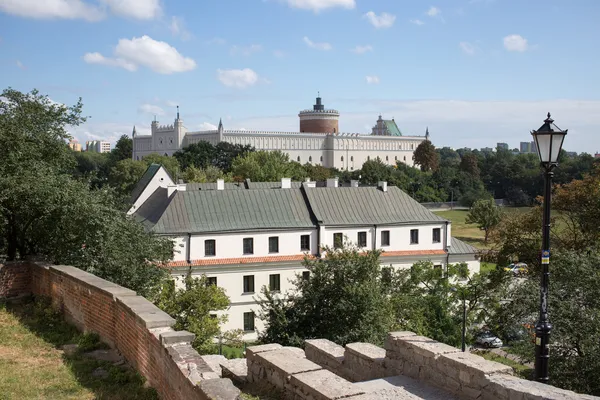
[86,140,111,153]
[131,97,428,170]
[130,165,480,340]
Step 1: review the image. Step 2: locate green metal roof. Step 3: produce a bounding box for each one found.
[187,182,245,190]
[384,120,402,136]
[132,187,172,230]
[246,181,303,189]
[303,186,447,226]
[150,189,315,234]
[449,237,479,255]
[130,163,162,204]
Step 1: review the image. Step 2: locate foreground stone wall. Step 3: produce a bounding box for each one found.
[4,262,240,400]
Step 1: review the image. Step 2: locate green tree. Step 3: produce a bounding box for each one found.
[413,140,440,172]
[459,153,480,178]
[173,141,216,170]
[156,273,230,353]
[183,165,231,183]
[110,134,133,163]
[466,199,502,243]
[360,158,392,185]
[214,142,254,172]
[142,153,181,179]
[257,242,396,346]
[72,151,111,188]
[108,159,149,197]
[303,163,332,182]
[231,151,307,182]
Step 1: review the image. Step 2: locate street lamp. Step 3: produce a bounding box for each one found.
[530,112,567,384]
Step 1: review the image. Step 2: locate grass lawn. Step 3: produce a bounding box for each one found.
[0,299,158,400]
[434,207,531,251]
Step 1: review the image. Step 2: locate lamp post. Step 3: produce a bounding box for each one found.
[530,112,567,383]
[451,286,467,352]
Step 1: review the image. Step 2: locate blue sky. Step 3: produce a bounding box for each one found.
[1,0,599,153]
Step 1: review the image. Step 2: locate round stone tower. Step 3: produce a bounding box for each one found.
[298,94,340,133]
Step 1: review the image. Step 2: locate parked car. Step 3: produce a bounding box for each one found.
[475,331,503,348]
[504,262,528,277]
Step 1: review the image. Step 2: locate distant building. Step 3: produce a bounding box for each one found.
[86,140,111,153]
[132,96,428,170]
[481,147,494,153]
[595,153,600,158]
[496,143,509,151]
[520,141,537,154]
[68,139,82,152]
[565,151,578,158]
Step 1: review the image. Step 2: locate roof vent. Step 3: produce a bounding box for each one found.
[350,180,359,188]
[217,179,225,190]
[304,181,316,188]
[281,177,292,189]
[326,177,339,188]
[378,181,388,192]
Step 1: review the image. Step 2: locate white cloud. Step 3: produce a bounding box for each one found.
[83,35,196,74]
[303,36,332,51]
[16,60,25,70]
[0,0,161,21]
[351,45,373,54]
[427,6,441,17]
[100,0,161,20]
[366,75,380,84]
[199,122,218,130]
[410,19,424,25]
[459,42,476,55]
[138,103,165,116]
[169,16,192,40]
[0,0,104,21]
[230,44,263,56]
[503,34,528,52]
[217,68,259,89]
[284,0,355,12]
[165,100,179,107]
[363,11,396,29]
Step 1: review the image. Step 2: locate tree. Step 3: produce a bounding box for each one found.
[142,153,181,179]
[72,151,111,188]
[413,140,440,172]
[231,151,307,182]
[173,141,216,170]
[360,158,391,185]
[183,165,231,183]
[108,159,148,197]
[257,243,396,346]
[156,273,230,353]
[465,199,502,243]
[213,142,254,172]
[459,153,480,178]
[110,135,133,163]
[303,163,332,182]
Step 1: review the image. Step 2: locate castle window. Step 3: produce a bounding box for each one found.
[297,156,301,162]
[367,156,370,161]
[395,156,397,161]
[320,156,323,162]
[350,156,353,162]
[136,156,139,161]
[341,156,344,162]
[169,138,173,145]
[404,156,406,161]
[386,156,389,161]
[411,144,414,150]
[309,156,312,162]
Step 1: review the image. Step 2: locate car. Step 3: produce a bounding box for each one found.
[475,331,503,348]
[504,262,528,277]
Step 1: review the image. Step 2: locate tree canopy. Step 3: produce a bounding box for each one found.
[413,140,440,172]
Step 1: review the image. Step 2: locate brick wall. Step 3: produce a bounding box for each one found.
[3,262,240,400]
[299,118,339,134]
[0,262,31,299]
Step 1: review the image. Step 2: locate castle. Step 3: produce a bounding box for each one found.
[131,96,429,170]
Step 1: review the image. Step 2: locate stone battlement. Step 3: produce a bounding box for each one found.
[1,261,596,400]
[154,124,175,132]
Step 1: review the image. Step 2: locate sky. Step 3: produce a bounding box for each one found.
[0,0,599,153]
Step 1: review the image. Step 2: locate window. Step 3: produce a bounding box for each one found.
[341,156,344,162]
[309,156,312,162]
[210,314,217,319]
[367,156,370,161]
[300,235,310,251]
[351,156,354,162]
[205,239,216,256]
[404,156,406,161]
[207,277,217,286]
[320,156,323,162]
[432,228,441,244]
[269,237,279,253]
[395,156,397,161]
[269,274,281,291]
[386,156,389,161]
[333,233,343,249]
[243,238,254,255]
[358,231,367,247]
[410,229,419,245]
[302,271,310,280]
[243,312,255,331]
[381,230,390,246]
[243,275,255,293]
[297,156,301,162]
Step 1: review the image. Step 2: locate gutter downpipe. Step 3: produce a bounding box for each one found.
[373,225,377,251]
[444,221,450,275]
[187,233,192,264]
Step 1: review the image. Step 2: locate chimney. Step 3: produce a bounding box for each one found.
[350,180,359,188]
[217,179,225,190]
[281,177,292,189]
[305,177,311,182]
[303,181,316,188]
[378,181,388,192]
[326,177,339,188]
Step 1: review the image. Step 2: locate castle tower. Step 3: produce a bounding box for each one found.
[298,93,340,133]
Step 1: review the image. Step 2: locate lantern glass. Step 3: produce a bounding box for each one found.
[533,131,566,165]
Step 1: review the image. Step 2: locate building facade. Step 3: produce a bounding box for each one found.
[86,140,111,153]
[68,139,82,152]
[132,97,427,170]
[130,165,480,340]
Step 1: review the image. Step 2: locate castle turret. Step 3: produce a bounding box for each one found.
[298,93,340,133]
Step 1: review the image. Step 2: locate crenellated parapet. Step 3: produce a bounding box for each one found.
[154,124,175,132]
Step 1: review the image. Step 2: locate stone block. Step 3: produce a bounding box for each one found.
[397,336,460,359]
[283,346,306,358]
[345,342,386,362]
[255,349,322,390]
[245,343,282,362]
[197,378,241,400]
[439,351,513,380]
[290,369,364,400]
[483,374,599,400]
[117,296,175,329]
[201,354,228,376]
[355,375,458,400]
[221,358,247,384]
[305,339,345,358]
[384,331,417,351]
[160,330,195,346]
